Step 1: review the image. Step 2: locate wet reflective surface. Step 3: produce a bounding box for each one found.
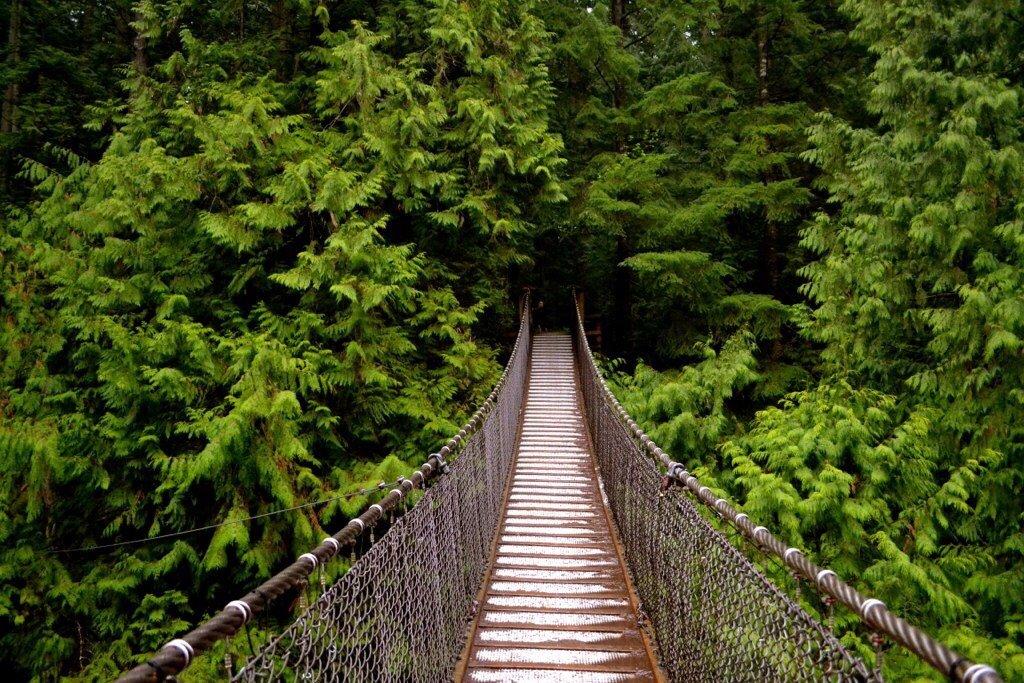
[461,333,658,682]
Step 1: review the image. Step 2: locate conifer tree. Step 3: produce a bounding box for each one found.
[3,0,1023,679]
[603,0,1023,676]
[0,0,562,676]
[542,0,860,381]
[793,0,1024,673]
[0,0,134,200]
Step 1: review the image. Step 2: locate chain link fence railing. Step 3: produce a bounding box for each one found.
[571,293,1001,683]
[232,301,530,682]
[120,290,1002,683]
[118,294,530,682]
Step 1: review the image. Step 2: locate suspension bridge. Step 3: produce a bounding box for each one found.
[119,294,1002,683]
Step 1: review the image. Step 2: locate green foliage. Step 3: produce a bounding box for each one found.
[3,0,1024,679]
[0,0,561,677]
[0,0,134,203]
[613,332,759,465]
[611,0,1024,677]
[536,0,861,393]
[795,0,1024,673]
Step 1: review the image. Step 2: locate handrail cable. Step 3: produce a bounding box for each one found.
[571,290,1001,683]
[116,291,532,683]
[50,481,402,554]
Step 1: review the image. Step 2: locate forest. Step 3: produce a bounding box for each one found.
[0,0,1022,680]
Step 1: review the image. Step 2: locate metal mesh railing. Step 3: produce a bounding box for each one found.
[119,294,530,682]
[579,396,870,681]
[121,290,1002,683]
[571,294,1001,683]
[231,300,530,682]
[230,304,530,682]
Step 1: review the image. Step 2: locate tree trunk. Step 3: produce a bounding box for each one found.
[765,221,780,290]
[611,0,625,31]
[272,0,292,79]
[613,234,632,356]
[757,17,769,106]
[2,0,22,135]
[758,17,778,299]
[758,14,783,361]
[610,0,627,120]
[609,0,633,357]
[758,13,778,300]
[132,8,147,74]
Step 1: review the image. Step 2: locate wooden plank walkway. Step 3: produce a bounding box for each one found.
[459,333,661,682]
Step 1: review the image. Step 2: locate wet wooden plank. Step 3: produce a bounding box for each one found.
[460,333,661,682]
[465,668,654,682]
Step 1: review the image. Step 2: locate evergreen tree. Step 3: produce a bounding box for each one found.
[0,0,562,676]
[605,0,1023,677]
[0,0,134,202]
[3,0,1023,679]
[541,0,862,386]
[795,0,1024,673]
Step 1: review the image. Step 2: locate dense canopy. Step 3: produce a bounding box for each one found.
[1,0,1022,679]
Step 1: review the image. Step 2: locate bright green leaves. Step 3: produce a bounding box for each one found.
[314,5,564,291]
[711,382,1011,664]
[543,0,833,377]
[314,23,405,111]
[725,383,924,553]
[790,0,1024,673]
[594,1,1023,676]
[0,0,561,677]
[623,252,735,345]
[613,332,759,466]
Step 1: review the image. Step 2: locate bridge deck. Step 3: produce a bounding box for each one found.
[459,333,660,682]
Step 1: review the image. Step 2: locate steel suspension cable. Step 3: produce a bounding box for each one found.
[571,291,1001,683]
[116,292,532,683]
